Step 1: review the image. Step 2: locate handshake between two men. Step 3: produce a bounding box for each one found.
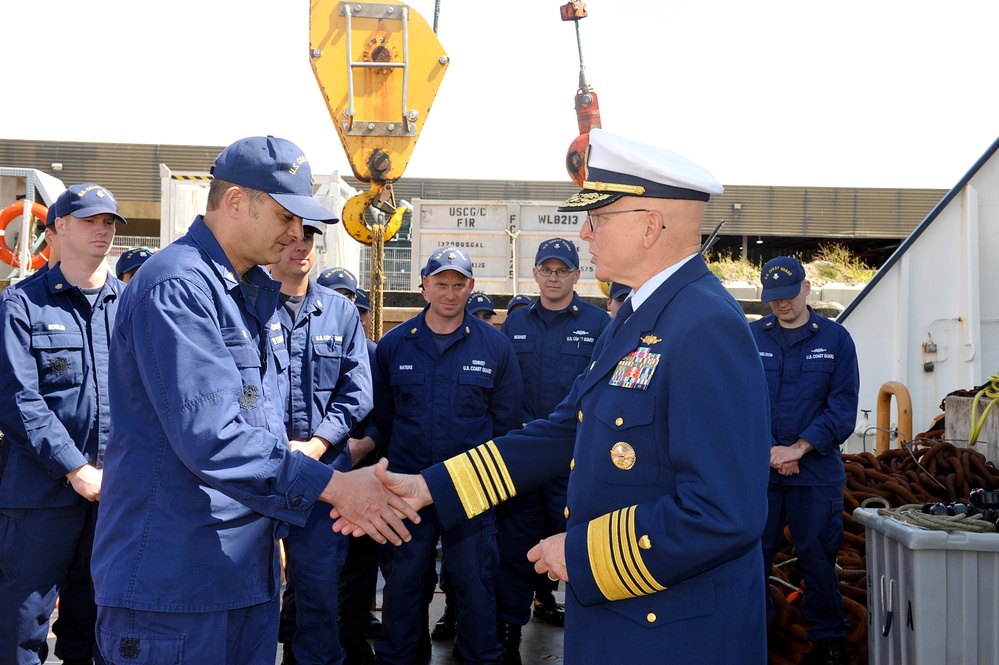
[318,458,569,584]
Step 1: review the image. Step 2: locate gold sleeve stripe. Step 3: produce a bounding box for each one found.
[587,513,634,601]
[609,509,645,597]
[587,507,666,601]
[443,441,516,520]
[469,442,516,505]
[620,507,665,594]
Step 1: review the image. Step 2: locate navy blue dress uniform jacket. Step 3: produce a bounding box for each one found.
[272,283,372,469]
[92,217,335,613]
[0,266,123,507]
[372,308,523,473]
[422,255,772,663]
[750,307,859,486]
[501,292,609,422]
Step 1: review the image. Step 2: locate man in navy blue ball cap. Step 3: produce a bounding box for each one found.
[92,136,414,665]
[115,247,154,283]
[370,245,522,664]
[317,267,358,301]
[752,256,857,665]
[0,181,126,664]
[465,291,496,321]
[506,294,533,314]
[606,282,631,317]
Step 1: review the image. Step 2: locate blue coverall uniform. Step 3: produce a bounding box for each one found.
[273,282,372,665]
[750,306,859,641]
[0,266,122,665]
[497,293,608,624]
[372,309,522,665]
[91,217,335,665]
[421,256,772,663]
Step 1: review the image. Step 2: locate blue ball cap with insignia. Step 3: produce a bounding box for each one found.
[354,288,371,312]
[558,128,723,212]
[51,183,127,225]
[466,291,495,316]
[211,136,338,223]
[424,246,473,278]
[507,294,533,312]
[609,282,631,301]
[760,256,806,302]
[317,267,358,295]
[535,237,579,270]
[116,247,154,279]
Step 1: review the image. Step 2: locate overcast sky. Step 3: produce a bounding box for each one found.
[3,0,997,189]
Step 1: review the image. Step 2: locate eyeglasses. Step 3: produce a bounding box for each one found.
[584,209,650,233]
[536,266,575,277]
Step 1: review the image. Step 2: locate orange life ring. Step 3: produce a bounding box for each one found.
[0,202,51,269]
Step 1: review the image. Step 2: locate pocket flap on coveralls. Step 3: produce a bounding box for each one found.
[31,329,84,350]
[220,327,261,369]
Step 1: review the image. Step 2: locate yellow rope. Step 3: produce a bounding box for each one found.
[969,373,999,446]
[371,223,385,342]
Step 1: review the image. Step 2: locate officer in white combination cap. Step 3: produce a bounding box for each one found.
[339,129,772,664]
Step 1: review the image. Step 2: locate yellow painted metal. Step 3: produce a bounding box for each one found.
[340,183,407,245]
[309,0,449,183]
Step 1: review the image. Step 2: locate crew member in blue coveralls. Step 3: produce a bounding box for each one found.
[0,205,61,306]
[495,237,609,663]
[751,256,859,665]
[318,267,358,301]
[276,263,362,663]
[371,246,522,665]
[505,294,533,315]
[605,281,630,317]
[466,291,496,322]
[91,136,416,665]
[114,246,154,284]
[269,224,372,665]
[339,128,773,664]
[0,183,127,665]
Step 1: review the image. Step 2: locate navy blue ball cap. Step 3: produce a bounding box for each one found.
[52,183,127,224]
[354,288,371,312]
[424,246,473,278]
[317,267,358,294]
[116,247,154,279]
[507,294,534,311]
[760,256,806,302]
[211,136,338,223]
[609,282,631,301]
[535,237,579,270]
[466,291,495,315]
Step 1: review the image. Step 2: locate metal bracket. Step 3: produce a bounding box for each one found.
[340,2,418,135]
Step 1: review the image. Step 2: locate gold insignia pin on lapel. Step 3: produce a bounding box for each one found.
[640,335,662,345]
[610,442,636,470]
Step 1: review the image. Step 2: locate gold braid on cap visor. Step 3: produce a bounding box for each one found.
[582,181,647,195]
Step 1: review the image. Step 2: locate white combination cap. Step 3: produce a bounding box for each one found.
[559,128,723,211]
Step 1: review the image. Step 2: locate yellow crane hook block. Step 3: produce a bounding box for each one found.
[309,1,449,185]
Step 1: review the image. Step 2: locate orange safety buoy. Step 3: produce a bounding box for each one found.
[0,202,50,269]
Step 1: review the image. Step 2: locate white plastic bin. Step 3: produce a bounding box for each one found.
[854,508,999,664]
